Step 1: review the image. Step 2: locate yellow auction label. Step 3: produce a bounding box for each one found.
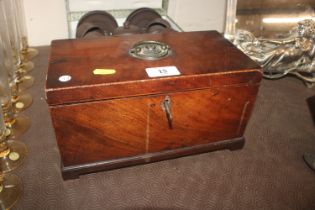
[93,69,116,75]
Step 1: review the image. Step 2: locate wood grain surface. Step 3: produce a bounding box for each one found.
[50,85,259,165]
[46,31,261,105]
[46,31,262,178]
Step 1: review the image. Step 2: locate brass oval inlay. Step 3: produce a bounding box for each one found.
[129,41,171,61]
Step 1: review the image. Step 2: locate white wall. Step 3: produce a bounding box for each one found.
[23,0,227,46]
[23,0,68,46]
[168,0,226,32]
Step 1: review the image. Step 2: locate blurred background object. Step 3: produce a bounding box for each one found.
[225,0,315,87]
[70,1,183,39]
[22,0,227,46]
[75,7,175,39]
[225,0,315,39]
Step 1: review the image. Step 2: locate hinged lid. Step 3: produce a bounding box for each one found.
[46,31,262,106]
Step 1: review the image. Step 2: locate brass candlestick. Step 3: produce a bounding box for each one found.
[15,0,38,60]
[0,173,23,210]
[2,102,30,139]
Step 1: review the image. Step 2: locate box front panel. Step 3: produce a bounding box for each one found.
[50,97,149,166]
[148,85,259,152]
[50,84,259,168]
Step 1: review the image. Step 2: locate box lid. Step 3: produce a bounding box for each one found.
[46,31,262,106]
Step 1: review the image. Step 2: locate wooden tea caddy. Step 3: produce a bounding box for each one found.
[46,31,262,179]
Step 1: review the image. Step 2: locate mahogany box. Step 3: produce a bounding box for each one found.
[46,31,262,180]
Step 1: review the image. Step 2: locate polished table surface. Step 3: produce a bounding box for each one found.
[14,46,315,210]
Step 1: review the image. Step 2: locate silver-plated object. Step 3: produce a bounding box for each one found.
[129,41,171,60]
[233,19,315,86]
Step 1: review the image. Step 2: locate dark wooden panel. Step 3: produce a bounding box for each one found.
[61,137,245,180]
[50,97,149,166]
[49,84,260,169]
[148,86,259,152]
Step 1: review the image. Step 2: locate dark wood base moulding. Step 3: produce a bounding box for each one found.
[62,137,245,180]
